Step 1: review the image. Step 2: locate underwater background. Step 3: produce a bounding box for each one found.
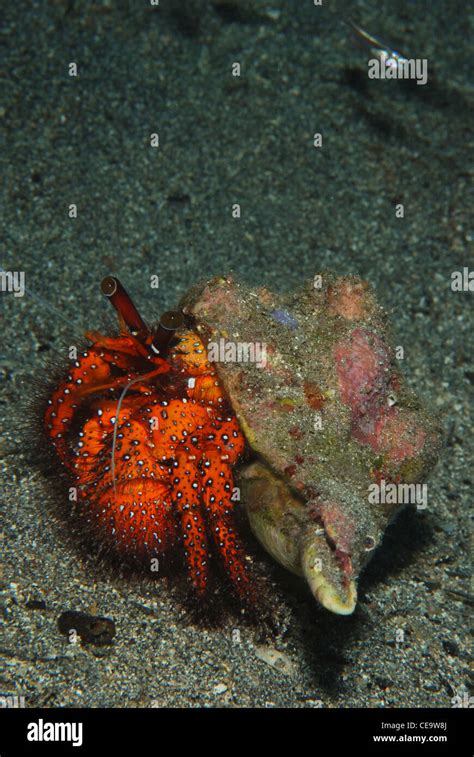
[1,0,472,707]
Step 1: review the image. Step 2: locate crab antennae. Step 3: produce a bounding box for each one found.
[0,266,79,329]
[151,310,185,356]
[101,276,149,339]
[110,366,167,495]
[101,277,184,491]
[110,373,145,496]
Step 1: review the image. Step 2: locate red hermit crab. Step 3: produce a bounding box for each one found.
[43,273,441,615]
[44,276,253,602]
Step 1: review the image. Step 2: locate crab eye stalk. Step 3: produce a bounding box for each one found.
[101,276,149,339]
[151,310,185,356]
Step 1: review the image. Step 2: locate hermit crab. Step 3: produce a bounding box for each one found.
[44,276,252,602]
[43,273,441,615]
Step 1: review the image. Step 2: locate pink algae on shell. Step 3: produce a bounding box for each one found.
[327,280,374,321]
[334,327,392,420]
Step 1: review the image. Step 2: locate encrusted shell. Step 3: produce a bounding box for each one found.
[181,275,442,614]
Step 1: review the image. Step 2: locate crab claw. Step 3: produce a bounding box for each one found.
[241,463,378,615]
[300,533,357,615]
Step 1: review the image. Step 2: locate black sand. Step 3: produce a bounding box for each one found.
[1,0,472,707]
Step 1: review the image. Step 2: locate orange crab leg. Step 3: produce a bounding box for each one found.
[75,363,169,398]
[94,478,177,559]
[174,451,210,594]
[201,451,253,601]
[45,347,169,462]
[84,333,151,361]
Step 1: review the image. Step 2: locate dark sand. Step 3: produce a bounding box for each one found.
[1,0,472,707]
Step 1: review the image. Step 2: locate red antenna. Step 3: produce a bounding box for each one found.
[101,276,149,339]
